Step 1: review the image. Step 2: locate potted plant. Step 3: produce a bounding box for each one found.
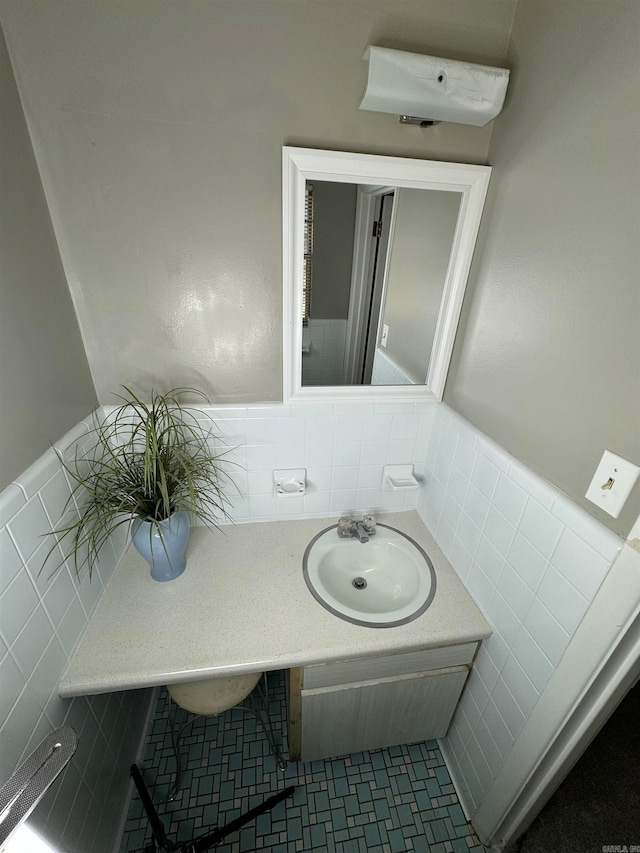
[48,387,235,582]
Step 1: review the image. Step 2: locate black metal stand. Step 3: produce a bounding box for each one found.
[130,763,295,852]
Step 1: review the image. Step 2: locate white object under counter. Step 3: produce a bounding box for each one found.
[58,511,491,699]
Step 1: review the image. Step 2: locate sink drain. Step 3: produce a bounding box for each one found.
[352,577,367,590]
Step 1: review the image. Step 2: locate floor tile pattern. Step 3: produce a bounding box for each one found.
[119,671,484,852]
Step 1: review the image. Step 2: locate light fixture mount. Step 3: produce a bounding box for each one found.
[399,116,441,128]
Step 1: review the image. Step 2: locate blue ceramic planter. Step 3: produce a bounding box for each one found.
[131,511,190,582]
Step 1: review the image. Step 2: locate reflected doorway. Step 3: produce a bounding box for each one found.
[351,189,394,385]
[300,179,462,388]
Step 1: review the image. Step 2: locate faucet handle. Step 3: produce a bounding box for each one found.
[337,516,354,537]
[361,514,376,533]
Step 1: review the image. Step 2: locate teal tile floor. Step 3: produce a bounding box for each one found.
[119,671,484,852]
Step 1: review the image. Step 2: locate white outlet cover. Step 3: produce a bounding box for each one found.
[585,450,640,518]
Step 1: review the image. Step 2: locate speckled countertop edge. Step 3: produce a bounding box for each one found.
[58,511,491,698]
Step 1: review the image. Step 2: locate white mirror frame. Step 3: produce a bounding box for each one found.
[282,146,491,403]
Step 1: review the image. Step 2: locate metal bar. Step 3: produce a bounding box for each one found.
[0,727,77,846]
[188,786,296,852]
[130,764,177,852]
[253,672,287,770]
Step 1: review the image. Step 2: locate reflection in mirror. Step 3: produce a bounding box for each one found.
[283,148,491,403]
[301,181,462,388]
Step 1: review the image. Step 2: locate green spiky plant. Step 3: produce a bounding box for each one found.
[47,387,235,579]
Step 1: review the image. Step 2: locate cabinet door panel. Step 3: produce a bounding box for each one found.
[300,666,468,762]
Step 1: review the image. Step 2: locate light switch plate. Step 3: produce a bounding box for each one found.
[585,450,640,518]
[380,324,389,348]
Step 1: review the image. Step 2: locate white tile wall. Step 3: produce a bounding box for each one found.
[0,419,151,853]
[371,346,419,386]
[200,400,437,523]
[301,318,347,386]
[418,404,622,816]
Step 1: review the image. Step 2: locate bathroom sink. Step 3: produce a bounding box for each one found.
[303,523,436,627]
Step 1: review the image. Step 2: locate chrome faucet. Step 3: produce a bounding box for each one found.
[337,515,377,543]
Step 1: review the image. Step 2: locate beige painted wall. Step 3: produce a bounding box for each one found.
[312,182,357,320]
[0,24,96,489]
[445,0,640,537]
[383,187,461,382]
[0,0,515,404]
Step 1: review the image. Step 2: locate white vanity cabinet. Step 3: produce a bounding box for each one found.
[288,642,478,762]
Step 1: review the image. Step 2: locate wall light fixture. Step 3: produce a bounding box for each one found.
[359,46,510,127]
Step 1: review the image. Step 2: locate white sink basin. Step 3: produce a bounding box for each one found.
[303,523,436,627]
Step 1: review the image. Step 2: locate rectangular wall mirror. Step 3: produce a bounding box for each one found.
[282,147,491,403]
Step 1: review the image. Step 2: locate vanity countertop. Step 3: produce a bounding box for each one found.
[58,511,491,698]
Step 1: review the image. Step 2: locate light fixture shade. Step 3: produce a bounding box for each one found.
[359,46,510,127]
